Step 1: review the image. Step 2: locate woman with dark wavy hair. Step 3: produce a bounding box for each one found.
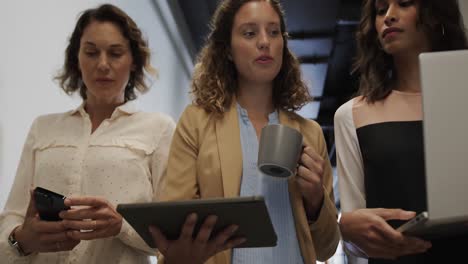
[0,4,178,263]
[334,0,468,263]
[152,0,340,263]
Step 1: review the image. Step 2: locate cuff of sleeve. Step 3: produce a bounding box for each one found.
[308,187,340,261]
[1,226,33,264]
[156,252,166,264]
[116,219,157,256]
[342,240,369,259]
[338,214,369,259]
[117,219,132,239]
[3,245,32,264]
[116,219,144,247]
[308,187,336,228]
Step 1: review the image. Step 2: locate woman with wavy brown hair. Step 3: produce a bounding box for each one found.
[0,4,179,263]
[152,0,340,263]
[334,0,468,263]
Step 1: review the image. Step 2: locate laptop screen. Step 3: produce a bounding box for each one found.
[420,50,468,221]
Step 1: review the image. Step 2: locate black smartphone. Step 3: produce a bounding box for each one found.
[33,187,70,221]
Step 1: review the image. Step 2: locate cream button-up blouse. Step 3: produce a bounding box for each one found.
[0,101,175,264]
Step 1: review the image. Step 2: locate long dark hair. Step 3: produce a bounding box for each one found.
[354,0,468,103]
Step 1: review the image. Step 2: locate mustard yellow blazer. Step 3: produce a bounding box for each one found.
[159,102,340,264]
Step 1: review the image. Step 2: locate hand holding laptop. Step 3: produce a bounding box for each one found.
[340,208,432,259]
[149,213,246,264]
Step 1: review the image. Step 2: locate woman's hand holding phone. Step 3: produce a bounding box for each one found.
[15,188,123,254]
[340,208,432,259]
[60,196,123,240]
[13,190,80,254]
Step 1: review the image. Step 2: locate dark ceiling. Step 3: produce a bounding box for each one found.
[169,0,363,165]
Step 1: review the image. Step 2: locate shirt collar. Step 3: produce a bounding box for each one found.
[69,100,139,118]
[236,103,278,124]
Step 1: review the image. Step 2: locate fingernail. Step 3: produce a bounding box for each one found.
[148,226,156,233]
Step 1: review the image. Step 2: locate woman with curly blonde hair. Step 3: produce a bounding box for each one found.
[190,0,311,114]
[151,1,340,264]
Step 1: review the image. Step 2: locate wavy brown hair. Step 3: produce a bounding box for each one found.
[55,4,156,101]
[191,0,311,115]
[354,0,468,103]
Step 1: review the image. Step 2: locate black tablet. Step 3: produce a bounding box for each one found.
[116,196,277,248]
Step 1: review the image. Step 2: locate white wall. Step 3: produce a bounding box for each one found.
[0,0,191,208]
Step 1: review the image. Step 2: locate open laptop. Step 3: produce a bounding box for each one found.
[396,50,468,239]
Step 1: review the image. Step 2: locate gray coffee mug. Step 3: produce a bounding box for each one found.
[258,124,303,178]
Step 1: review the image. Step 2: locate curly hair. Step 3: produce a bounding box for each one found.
[55,4,156,101]
[354,0,468,103]
[191,0,311,115]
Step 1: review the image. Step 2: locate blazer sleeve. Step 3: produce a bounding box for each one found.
[307,120,341,261]
[156,106,205,263]
[159,106,201,201]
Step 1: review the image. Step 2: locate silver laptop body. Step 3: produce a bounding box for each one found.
[397,50,468,239]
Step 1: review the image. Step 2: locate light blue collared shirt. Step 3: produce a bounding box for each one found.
[232,104,304,264]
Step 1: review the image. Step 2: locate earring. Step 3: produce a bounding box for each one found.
[441,24,445,37]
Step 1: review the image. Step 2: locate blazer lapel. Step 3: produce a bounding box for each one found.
[215,102,243,197]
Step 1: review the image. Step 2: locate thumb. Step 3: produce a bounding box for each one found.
[25,188,38,218]
[373,208,416,221]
